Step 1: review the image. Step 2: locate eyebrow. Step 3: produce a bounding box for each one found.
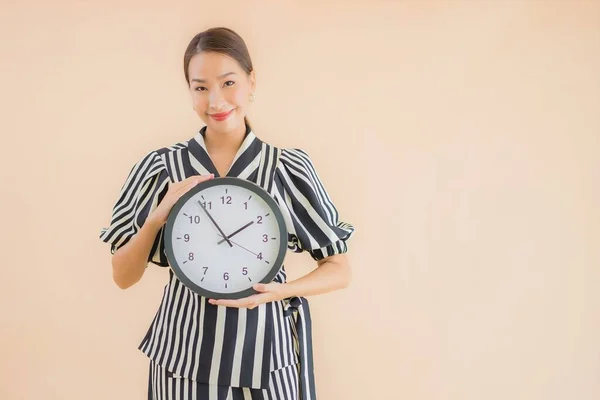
[191,72,236,84]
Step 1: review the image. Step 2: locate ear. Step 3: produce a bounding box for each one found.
[248,70,256,93]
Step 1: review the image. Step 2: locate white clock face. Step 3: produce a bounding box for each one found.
[165,178,286,298]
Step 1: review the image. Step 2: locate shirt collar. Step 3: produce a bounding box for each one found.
[188,124,263,178]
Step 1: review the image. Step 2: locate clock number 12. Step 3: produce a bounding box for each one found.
[221,196,232,205]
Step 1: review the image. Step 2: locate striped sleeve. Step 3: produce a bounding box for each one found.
[99,150,171,266]
[275,148,355,261]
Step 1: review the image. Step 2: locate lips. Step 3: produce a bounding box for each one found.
[209,109,234,121]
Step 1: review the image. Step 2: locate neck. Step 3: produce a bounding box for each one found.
[204,124,247,154]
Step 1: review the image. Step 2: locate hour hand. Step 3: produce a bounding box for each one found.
[196,200,233,247]
[217,221,255,245]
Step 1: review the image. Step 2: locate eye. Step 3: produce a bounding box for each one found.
[224,80,235,87]
[194,86,207,92]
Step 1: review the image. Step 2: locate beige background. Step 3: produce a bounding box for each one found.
[1,0,599,399]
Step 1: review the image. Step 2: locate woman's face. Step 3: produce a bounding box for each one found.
[187,51,255,135]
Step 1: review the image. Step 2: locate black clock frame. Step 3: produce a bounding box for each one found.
[164,177,288,299]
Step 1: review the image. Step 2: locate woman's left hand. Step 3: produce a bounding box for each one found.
[208,282,288,309]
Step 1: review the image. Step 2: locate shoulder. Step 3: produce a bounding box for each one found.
[152,139,190,162]
[279,147,317,173]
[155,140,189,156]
[277,147,329,195]
[129,149,164,173]
[280,147,311,160]
[133,139,189,168]
[127,142,180,181]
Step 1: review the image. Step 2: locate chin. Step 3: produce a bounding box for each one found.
[209,118,244,134]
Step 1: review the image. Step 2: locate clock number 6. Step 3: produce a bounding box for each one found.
[223,272,229,281]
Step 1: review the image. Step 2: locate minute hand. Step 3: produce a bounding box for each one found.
[197,200,233,247]
[217,221,255,245]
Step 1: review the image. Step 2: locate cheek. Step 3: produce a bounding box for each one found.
[230,88,249,107]
[192,94,208,111]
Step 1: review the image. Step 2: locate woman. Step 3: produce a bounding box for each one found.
[100,27,355,400]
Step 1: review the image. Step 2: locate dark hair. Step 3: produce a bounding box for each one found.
[184,27,253,83]
[183,27,254,129]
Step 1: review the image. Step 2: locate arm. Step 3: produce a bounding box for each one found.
[208,254,351,308]
[109,175,214,289]
[278,254,352,298]
[111,216,163,290]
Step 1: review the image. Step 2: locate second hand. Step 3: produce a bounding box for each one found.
[216,234,259,257]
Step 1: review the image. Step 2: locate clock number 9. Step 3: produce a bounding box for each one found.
[184,234,190,242]
[189,215,200,224]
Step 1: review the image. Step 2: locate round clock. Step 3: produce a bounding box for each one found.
[164,177,288,299]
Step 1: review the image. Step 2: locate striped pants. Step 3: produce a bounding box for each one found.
[148,359,300,400]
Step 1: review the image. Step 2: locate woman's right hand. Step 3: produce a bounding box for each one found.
[149,174,215,225]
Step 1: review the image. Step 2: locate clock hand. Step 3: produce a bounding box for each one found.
[197,200,233,248]
[217,221,255,245]
[216,234,260,257]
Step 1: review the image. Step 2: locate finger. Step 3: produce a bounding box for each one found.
[209,298,257,309]
[253,283,269,292]
[209,292,269,308]
[175,174,213,194]
[196,173,214,182]
[253,283,281,293]
[188,174,213,187]
[179,174,213,186]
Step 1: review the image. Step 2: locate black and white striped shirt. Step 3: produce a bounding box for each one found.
[99,125,354,398]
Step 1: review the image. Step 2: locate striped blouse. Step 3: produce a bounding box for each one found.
[99,125,354,398]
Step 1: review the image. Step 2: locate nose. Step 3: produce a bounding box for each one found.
[208,88,227,111]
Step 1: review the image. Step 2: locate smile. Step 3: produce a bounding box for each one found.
[209,109,234,121]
